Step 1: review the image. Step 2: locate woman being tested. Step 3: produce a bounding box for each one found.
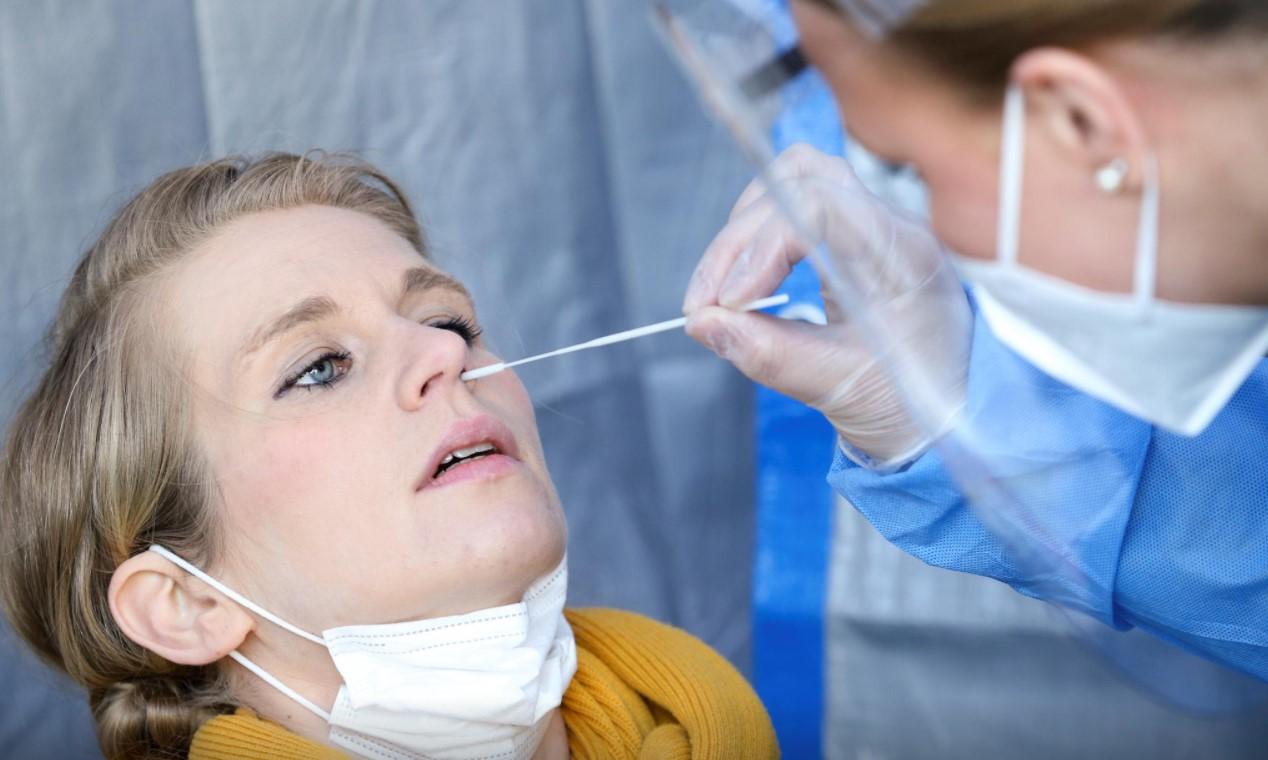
[0,154,778,759]
[680,0,1268,682]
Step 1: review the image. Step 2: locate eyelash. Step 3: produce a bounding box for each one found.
[435,315,483,345]
[274,316,484,398]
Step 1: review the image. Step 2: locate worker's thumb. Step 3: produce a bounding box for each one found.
[686,305,842,405]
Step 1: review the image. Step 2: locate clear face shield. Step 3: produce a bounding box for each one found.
[653,0,1268,711]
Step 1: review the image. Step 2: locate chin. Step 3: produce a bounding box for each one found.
[498,493,567,569]
[461,487,567,595]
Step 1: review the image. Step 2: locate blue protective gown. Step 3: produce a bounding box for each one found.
[829,302,1268,682]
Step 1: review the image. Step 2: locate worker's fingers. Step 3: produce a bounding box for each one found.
[683,198,781,313]
[729,175,924,315]
[766,143,860,190]
[685,306,868,406]
[713,174,871,309]
[716,212,806,309]
[729,174,772,222]
[689,146,868,315]
[731,143,861,219]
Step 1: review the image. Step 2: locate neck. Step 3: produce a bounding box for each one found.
[1156,181,1268,306]
[230,633,342,746]
[1110,40,1268,305]
[532,712,570,760]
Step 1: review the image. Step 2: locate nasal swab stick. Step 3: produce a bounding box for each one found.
[461,294,791,382]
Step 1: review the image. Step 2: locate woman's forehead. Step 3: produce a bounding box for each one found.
[166,205,454,355]
[181,206,433,294]
[199,205,424,274]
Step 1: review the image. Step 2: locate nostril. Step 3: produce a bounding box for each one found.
[417,370,445,400]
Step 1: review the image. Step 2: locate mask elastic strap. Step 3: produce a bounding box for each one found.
[1133,155,1161,310]
[1000,84,1163,310]
[227,651,333,723]
[997,84,1027,269]
[147,546,337,723]
[837,0,887,38]
[835,0,925,38]
[147,546,326,646]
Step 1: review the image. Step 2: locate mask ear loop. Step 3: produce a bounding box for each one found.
[146,546,335,723]
[836,0,887,38]
[1133,155,1161,313]
[227,651,333,723]
[997,84,1027,270]
[998,84,1162,315]
[147,545,326,646]
[835,0,925,38]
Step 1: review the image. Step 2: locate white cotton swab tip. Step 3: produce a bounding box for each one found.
[461,293,791,382]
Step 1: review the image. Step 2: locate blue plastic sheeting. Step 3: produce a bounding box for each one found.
[751,1,845,752]
[754,384,836,759]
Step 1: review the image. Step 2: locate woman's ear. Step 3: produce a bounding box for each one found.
[108,551,253,666]
[1012,48,1151,189]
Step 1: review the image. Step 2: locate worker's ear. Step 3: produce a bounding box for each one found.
[108,551,253,665]
[1012,48,1152,189]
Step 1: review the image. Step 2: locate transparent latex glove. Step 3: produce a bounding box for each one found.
[684,145,972,470]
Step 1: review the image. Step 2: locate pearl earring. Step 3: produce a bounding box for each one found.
[1095,158,1129,194]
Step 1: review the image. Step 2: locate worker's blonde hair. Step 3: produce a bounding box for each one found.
[811,0,1268,98]
[0,153,424,759]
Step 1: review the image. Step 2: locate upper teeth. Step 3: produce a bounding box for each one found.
[439,442,497,468]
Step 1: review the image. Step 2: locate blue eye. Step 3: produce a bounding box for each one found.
[431,316,483,345]
[277,351,351,398]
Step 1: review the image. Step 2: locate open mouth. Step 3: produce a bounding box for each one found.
[417,415,521,492]
[434,441,500,478]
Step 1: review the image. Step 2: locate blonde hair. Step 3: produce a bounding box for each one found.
[0,153,424,759]
[812,0,1268,98]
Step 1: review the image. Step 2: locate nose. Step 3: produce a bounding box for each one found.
[397,325,472,411]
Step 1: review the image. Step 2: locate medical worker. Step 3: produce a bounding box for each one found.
[680,0,1268,681]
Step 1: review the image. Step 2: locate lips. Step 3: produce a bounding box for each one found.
[415,415,521,492]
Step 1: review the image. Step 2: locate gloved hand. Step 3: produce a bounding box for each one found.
[683,144,972,470]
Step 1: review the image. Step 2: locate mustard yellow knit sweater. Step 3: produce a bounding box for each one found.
[189,608,779,760]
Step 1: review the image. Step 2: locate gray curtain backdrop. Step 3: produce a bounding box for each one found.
[825,496,1268,759]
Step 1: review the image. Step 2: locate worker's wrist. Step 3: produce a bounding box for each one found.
[835,433,930,475]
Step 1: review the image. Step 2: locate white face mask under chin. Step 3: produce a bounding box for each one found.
[150,546,577,760]
[954,84,1268,437]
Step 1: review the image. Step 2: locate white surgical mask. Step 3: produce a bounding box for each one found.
[150,546,576,760]
[955,84,1268,436]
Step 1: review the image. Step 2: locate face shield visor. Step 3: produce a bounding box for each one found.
[652,0,1268,712]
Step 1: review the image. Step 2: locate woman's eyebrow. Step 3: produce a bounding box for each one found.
[240,296,339,360]
[401,266,472,303]
[239,269,470,361]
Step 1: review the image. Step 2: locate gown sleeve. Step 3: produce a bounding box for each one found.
[828,301,1268,680]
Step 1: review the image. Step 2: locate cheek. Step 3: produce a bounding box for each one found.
[921,156,1000,260]
[204,411,374,536]
[482,374,544,453]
